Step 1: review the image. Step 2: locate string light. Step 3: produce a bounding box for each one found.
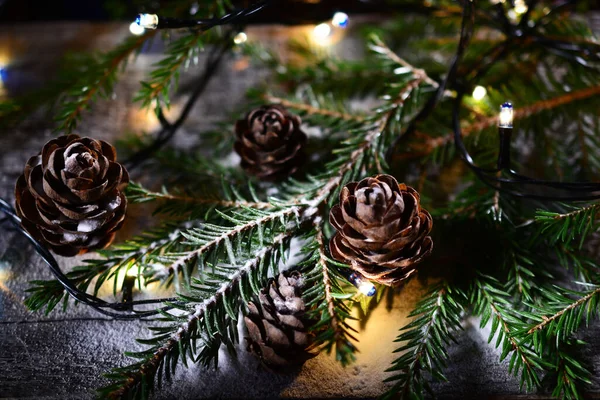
[514,0,528,15]
[347,272,376,297]
[497,102,513,170]
[472,85,487,101]
[313,23,332,41]
[136,13,159,30]
[499,102,513,128]
[332,12,349,28]
[129,21,145,36]
[233,32,248,45]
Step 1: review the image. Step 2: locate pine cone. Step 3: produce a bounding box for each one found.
[14,134,129,257]
[244,271,314,369]
[234,104,306,181]
[329,174,433,287]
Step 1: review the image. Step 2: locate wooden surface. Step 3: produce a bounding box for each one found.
[1,20,600,400]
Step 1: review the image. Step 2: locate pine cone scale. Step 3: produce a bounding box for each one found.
[329,174,433,287]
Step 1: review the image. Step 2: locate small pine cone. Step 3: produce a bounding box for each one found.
[234,104,307,181]
[329,174,433,287]
[14,134,129,257]
[244,271,314,369]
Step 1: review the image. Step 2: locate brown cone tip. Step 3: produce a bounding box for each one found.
[329,174,433,287]
[234,104,307,181]
[14,134,129,257]
[244,271,315,369]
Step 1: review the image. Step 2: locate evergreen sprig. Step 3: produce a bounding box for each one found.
[382,282,466,400]
[471,273,546,390]
[99,230,293,399]
[55,32,157,132]
[301,223,359,366]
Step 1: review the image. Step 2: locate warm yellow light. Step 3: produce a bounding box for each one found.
[233,32,248,45]
[129,22,145,36]
[472,85,487,101]
[514,0,528,14]
[126,268,139,278]
[313,23,332,40]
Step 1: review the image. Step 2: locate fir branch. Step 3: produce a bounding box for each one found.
[314,223,356,363]
[382,282,466,400]
[534,203,600,249]
[526,285,600,337]
[56,31,156,132]
[100,230,294,399]
[126,183,274,210]
[262,94,365,123]
[150,206,300,282]
[135,31,209,110]
[472,274,545,390]
[302,223,358,366]
[369,35,440,89]
[308,75,428,207]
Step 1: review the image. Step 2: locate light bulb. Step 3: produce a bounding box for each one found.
[472,85,487,101]
[233,32,248,45]
[347,272,376,297]
[499,102,513,128]
[313,23,331,40]
[129,22,145,36]
[514,0,528,14]
[136,13,159,30]
[332,12,349,28]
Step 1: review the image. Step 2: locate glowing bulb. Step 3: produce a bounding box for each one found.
[129,22,145,36]
[332,12,349,28]
[347,272,376,297]
[313,23,331,40]
[514,0,528,14]
[499,102,513,128]
[358,281,376,297]
[233,32,248,45]
[126,268,139,277]
[136,13,159,29]
[472,85,487,101]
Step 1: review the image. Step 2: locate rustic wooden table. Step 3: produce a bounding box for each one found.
[1,20,600,399]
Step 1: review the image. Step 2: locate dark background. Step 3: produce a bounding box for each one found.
[1,0,597,24]
[0,0,388,23]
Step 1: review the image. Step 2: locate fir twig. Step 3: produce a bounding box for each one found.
[56,31,156,132]
[100,229,294,399]
[383,282,465,400]
[262,94,365,123]
[472,274,545,390]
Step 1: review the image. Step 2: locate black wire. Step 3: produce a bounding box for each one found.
[0,198,183,319]
[150,0,270,30]
[124,33,233,169]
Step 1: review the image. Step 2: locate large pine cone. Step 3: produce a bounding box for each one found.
[244,272,314,369]
[234,104,306,181]
[14,134,129,257]
[329,174,433,287]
